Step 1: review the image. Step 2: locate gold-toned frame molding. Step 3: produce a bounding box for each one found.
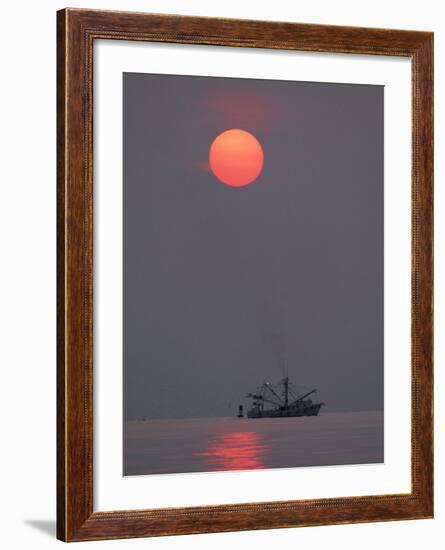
[57,8,433,541]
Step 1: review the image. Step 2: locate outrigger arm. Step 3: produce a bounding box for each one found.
[292,389,317,404]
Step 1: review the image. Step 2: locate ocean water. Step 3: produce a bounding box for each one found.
[124,410,383,476]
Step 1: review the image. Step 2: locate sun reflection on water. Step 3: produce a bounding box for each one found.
[194,431,266,471]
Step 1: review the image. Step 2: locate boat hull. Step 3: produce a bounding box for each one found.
[247,403,324,418]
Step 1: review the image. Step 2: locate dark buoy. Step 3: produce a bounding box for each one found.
[237,404,244,418]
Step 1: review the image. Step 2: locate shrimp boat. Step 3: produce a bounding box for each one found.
[238,377,324,418]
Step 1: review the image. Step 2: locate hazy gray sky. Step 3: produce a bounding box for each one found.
[123,72,383,420]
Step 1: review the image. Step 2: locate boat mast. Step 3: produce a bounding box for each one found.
[283,376,289,407]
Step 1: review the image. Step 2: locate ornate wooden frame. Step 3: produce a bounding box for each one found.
[57,8,433,542]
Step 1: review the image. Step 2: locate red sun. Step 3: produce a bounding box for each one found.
[209,129,264,187]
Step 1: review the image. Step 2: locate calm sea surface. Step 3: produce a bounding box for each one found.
[124,411,383,476]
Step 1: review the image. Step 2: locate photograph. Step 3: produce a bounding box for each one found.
[52,6,433,542]
[1,0,439,548]
[123,72,384,476]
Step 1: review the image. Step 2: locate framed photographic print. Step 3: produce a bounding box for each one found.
[57,8,433,542]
